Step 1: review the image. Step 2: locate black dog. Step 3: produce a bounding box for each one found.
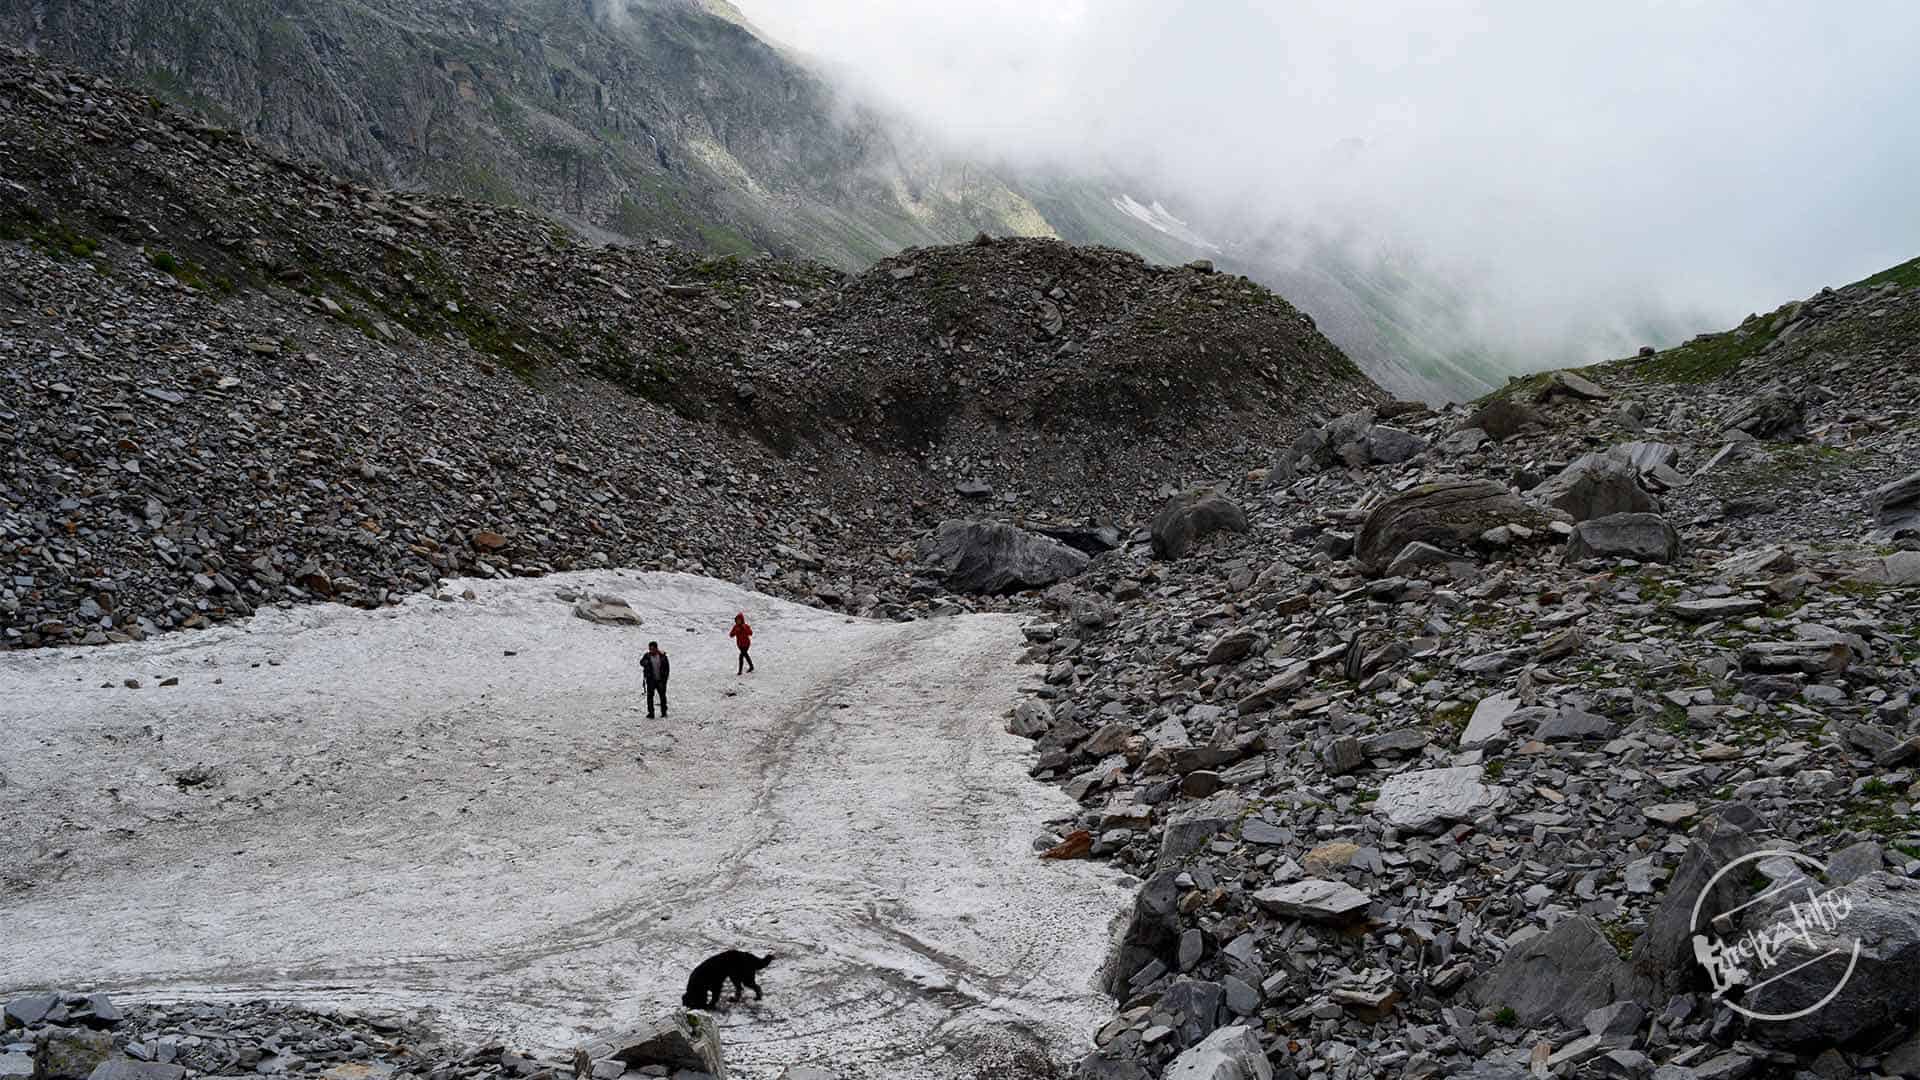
[681,950,774,1010]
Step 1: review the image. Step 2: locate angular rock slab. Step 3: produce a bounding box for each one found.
[1162,1025,1273,1080]
[1565,512,1681,563]
[1627,805,1761,1003]
[1253,878,1372,922]
[1374,765,1497,832]
[1537,369,1611,401]
[1102,868,1184,997]
[592,1013,727,1078]
[1534,452,1659,522]
[1848,550,1920,588]
[572,595,644,625]
[916,519,1090,594]
[1461,694,1521,748]
[1870,469,1920,534]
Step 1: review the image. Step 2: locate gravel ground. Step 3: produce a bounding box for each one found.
[0,572,1132,1078]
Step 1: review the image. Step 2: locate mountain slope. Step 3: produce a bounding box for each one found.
[0,0,1057,266]
[0,48,1379,647]
[0,0,1567,402]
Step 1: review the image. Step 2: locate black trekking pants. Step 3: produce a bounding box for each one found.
[646,680,667,716]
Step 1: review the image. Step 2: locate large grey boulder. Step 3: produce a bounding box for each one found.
[1463,398,1545,442]
[1291,409,1376,468]
[1849,550,1920,588]
[3,994,57,1028]
[1162,1025,1272,1080]
[1471,916,1626,1027]
[34,1029,116,1080]
[1101,869,1184,997]
[1536,369,1611,402]
[1354,479,1548,573]
[1747,872,1920,1048]
[1366,425,1428,464]
[1534,453,1659,521]
[572,594,644,626]
[1160,979,1229,1048]
[592,1013,727,1078]
[1152,490,1250,559]
[1286,410,1428,468]
[917,520,1089,594]
[1566,513,1682,563]
[1722,391,1804,440]
[1871,470,1920,536]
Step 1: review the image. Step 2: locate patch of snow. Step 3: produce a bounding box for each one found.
[0,571,1130,1078]
[1109,193,1221,252]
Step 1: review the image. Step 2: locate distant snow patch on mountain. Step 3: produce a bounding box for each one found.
[1110,193,1219,252]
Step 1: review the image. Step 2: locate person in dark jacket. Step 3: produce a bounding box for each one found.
[728,612,754,675]
[642,640,670,718]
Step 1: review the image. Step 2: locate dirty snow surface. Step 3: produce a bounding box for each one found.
[0,572,1130,1078]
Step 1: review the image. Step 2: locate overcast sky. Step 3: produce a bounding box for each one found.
[736,0,1920,347]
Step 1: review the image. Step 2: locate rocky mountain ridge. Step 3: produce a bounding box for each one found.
[0,47,1375,648]
[0,0,1629,402]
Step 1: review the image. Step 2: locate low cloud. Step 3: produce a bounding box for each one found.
[738,0,1920,358]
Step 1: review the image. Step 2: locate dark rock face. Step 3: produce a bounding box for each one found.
[1566,513,1683,563]
[1748,872,1920,1049]
[1470,916,1625,1027]
[916,520,1090,594]
[1871,469,1920,535]
[1723,391,1806,440]
[1101,869,1184,998]
[1030,524,1125,555]
[1152,491,1250,560]
[1159,979,1229,1049]
[0,0,1049,274]
[1354,479,1545,573]
[1628,806,1761,1004]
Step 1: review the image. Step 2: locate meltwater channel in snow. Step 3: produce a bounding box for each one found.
[0,571,1132,1078]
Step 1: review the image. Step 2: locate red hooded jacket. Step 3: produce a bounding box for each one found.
[729,614,752,649]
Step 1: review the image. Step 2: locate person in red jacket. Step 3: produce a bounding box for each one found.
[728,612,755,675]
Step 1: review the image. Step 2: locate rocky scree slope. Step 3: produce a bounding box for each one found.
[0,50,1377,648]
[976,275,1919,1078]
